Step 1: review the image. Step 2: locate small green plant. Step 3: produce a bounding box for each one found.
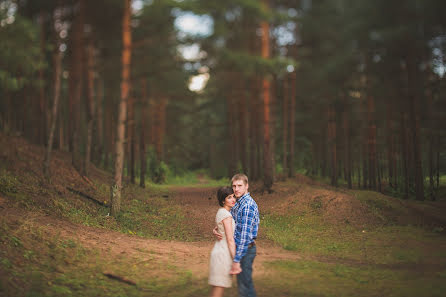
[23,250,35,260]
[0,170,19,195]
[1,257,12,269]
[150,160,169,184]
[10,236,22,247]
[310,198,322,210]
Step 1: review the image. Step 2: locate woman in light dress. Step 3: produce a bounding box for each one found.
[208,186,241,297]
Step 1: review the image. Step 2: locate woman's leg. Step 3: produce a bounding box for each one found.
[210,286,225,297]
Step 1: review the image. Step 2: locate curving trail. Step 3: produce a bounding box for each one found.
[0,186,301,280]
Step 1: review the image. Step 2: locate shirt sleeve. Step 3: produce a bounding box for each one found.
[233,204,255,263]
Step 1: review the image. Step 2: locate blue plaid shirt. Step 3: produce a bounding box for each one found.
[231,192,259,263]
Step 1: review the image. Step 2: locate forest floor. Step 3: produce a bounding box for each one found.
[1,133,446,296]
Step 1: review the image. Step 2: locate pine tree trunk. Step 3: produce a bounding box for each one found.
[426,91,435,200]
[367,95,377,190]
[43,22,63,178]
[436,138,440,189]
[260,0,273,191]
[140,79,148,188]
[377,152,382,192]
[401,112,409,199]
[362,141,368,189]
[94,78,104,165]
[68,0,84,172]
[158,96,167,161]
[342,109,352,189]
[360,92,368,189]
[249,79,259,180]
[288,71,296,178]
[386,100,394,188]
[127,96,135,184]
[270,78,277,182]
[262,76,273,190]
[58,115,64,150]
[407,54,424,200]
[227,93,236,177]
[282,75,289,176]
[38,12,47,146]
[327,105,337,187]
[111,0,131,216]
[239,80,249,174]
[104,95,113,170]
[84,38,96,177]
[209,122,217,178]
[149,98,156,147]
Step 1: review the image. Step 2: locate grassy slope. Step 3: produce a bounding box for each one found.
[259,181,446,297]
[1,134,446,297]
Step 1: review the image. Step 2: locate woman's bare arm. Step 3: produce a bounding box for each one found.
[222,217,236,259]
[213,226,222,240]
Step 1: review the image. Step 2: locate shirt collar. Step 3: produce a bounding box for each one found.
[236,192,250,204]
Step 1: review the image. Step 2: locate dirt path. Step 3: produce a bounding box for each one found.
[1,186,301,280]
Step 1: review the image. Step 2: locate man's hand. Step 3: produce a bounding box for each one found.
[230,262,242,275]
[213,226,223,240]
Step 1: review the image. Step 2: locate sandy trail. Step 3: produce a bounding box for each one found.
[1,186,300,280]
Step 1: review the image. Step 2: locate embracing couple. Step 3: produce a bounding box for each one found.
[208,173,260,297]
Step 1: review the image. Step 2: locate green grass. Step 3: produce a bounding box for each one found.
[0,167,201,241]
[260,259,446,297]
[0,216,207,297]
[153,170,229,188]
[2,160,446,297]
[262,190,446,265]
[50,182,197,241]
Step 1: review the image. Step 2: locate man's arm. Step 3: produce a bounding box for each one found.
[233,204,255,263]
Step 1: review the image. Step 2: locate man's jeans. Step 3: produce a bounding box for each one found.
[237,245,257,297]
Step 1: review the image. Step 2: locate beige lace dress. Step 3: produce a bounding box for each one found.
[208,208,235,288]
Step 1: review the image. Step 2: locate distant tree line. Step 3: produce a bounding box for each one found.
[0,0,445,206]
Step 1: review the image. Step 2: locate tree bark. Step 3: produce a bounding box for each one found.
[84,37,96,177]
[239,80,249,174]
[68,0,84,172]
[94,77,104,165]
[156,96,167,161]
[342,109,352,189]
[260,0,273,191]
[288,71,296,178]
[436,137,440,189]
[249,79,259,181]
[282,75,289,176]
[401,112,409,199]
[139,79,148,188]
[227,92,237,177]
[407,54,424,200]
[43,18,63,178]
[127,96,135,184]
[111,0,132,216]
[367,94,377,190]
[38,11,48,146]
[426,90,435,200]
[377,152,382,192]
[386,100,395,188]
[327,105,337,187]
[104,94,113,170]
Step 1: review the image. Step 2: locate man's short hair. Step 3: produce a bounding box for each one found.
[231,173,248,185]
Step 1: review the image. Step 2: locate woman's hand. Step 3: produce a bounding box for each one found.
[230,262,242,275]
[213,226,223,240]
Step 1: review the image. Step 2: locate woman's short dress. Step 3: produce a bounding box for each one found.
[208,208,235,288]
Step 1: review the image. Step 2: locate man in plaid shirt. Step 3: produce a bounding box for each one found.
[214,173,259,297]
